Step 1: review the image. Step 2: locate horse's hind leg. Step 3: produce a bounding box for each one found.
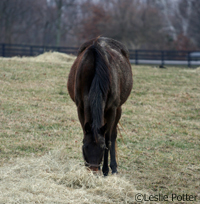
[110,107,121,174]
[102,107,117,176]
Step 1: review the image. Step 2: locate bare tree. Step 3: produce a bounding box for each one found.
[0,0,47,44]
[77,0,165,49]
[1,0,199,50]
[0,0,25,43]
[187,0,200,48]
[0,0,78,46]
[47,0,78,46]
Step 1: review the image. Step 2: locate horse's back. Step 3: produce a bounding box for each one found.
[78,37,129,59]
[67,37,133,107]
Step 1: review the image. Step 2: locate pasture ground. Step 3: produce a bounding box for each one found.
[0,53,199,203]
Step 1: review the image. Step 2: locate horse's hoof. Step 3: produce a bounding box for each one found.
[103,172,109,176]
[112,171,118,175]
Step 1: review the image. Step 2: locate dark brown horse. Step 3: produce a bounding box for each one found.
[67,37,133,176]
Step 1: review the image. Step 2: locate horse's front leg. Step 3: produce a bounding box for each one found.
[110,129,118,174]
[102,134,110,176]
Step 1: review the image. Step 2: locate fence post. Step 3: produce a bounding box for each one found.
[187,51,191,68]
[30,46,33,56]
[161,51,164,66]
[2,44,5,57]
[135,50,138,65]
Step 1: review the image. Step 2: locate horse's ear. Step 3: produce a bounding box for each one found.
[99,123,107,135]
[84,122,91,134]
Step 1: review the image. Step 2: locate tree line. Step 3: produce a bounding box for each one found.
[0,0,199,50]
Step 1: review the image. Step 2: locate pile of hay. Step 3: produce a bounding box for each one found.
[0,149,146,203]
[33,52,76,63]
[181,66,200,74]
[196,67,200,72]
[3,51,76,64]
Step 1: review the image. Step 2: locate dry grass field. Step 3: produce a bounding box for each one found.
[0,52,200,203]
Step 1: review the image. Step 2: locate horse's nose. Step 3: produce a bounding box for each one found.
[89,166,99,172]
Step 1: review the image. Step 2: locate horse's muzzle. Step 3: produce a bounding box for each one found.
[89,166,99,172]
[85,162,100,172]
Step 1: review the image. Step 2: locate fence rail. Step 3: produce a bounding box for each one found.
[0,43,78,58]
[1,43,200,67]
[129,49,200,67]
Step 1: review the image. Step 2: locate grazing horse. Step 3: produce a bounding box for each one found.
[67,37,133,176]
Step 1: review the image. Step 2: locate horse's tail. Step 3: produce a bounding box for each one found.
[88,42,110,139]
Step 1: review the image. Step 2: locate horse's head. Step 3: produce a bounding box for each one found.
[82,122,107,171]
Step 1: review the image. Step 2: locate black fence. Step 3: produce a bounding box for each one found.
[129,50,200,67]
[1,43,200,67]
[0,43,78,58]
